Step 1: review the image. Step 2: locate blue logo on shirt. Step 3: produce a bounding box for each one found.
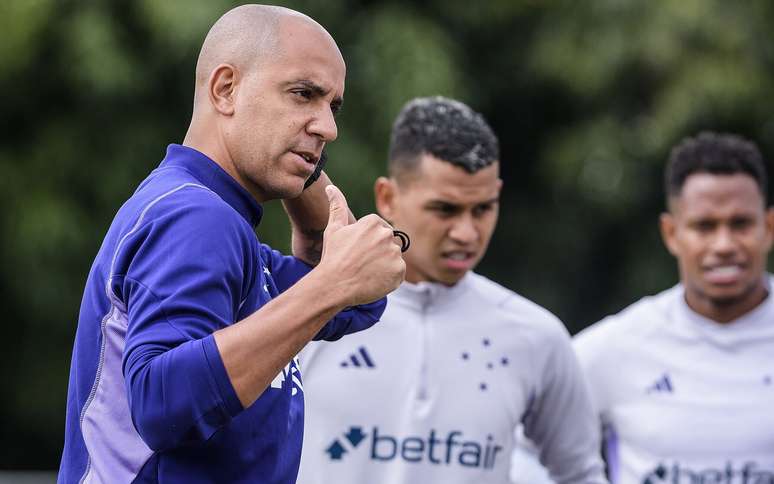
[325,426,503,469]
[642,462,773,484]
[459,336,510,392]
[646,373,674,394]
[339,346,376,368]
[270,356,303,396]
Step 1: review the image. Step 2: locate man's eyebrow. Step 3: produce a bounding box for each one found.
[424,197,500,207]
[297,79,328,97]
[296,79,344,112]
[425,199,459,207]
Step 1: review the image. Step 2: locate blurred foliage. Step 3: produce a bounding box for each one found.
[2,0,774,469]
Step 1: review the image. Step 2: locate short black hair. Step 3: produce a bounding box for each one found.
[388,96,499,178]
[666,131,768,203]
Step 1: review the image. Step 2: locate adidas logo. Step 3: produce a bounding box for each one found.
[339,346,375,368]
[646,373,673,394]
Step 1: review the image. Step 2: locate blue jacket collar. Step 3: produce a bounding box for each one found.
[160,144,263,227]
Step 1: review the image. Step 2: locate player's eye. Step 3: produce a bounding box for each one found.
[693,220,716,233]
[292,89,313,100]
[473,203,495,217]
[730,217,754,231]
[429,204,458,217]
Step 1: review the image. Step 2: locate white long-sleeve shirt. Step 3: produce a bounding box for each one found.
[298,272,607,484]
[574,280,774,484]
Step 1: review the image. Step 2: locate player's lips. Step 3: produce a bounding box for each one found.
[703,263,745,284]
[290,150,320,176]
[441,250,476,270]
[291,150,320,166]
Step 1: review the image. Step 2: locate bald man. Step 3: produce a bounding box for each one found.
[57,5,404,484]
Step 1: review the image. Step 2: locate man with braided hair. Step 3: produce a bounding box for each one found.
[298,96,606,484]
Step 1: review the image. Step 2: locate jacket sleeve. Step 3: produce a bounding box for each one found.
[115,196,249,451]
[259,243,387,341]
[521,318,609,484]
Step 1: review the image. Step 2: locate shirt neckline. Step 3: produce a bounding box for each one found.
[160,144,263,227]
[675,275,774,341]
[392,272,474,309]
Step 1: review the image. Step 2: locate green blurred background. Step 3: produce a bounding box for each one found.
[3,0,774,471]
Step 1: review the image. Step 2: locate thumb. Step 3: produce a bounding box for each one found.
[326,184,349,232]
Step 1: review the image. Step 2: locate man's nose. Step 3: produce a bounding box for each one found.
[308,107,338,142]
[710,226,737,254]
[448,215,478,244]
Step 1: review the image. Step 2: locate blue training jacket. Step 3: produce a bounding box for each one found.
[58,144,387,483]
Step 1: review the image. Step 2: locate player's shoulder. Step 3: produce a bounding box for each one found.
[467,272,568,339]
[109,166,254,263]
[141,166,231,211]
[573,284,681,355]
[134,167,244,228]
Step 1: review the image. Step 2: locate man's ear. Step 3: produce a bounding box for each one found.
[208,64,238,116]
[659,212,679,257]
[763,206,774,252]
[374,176,397,221]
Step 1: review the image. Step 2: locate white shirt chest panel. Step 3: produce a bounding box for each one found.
[300,300,536,484]
[606,328,774,484]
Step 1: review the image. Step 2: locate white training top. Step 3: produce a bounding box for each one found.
[574,279,774,484]
[297,272,607,484]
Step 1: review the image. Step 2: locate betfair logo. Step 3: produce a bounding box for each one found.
[326,426,503,470]
[643,461,774,484]
[326,427,367,460]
